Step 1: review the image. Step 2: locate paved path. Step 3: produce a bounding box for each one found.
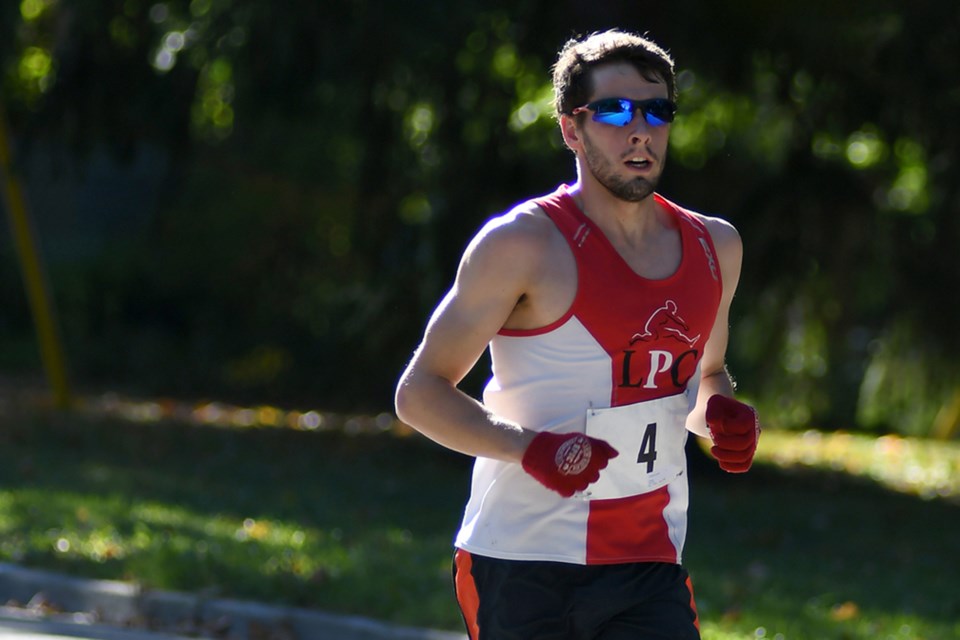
[0,611,190,639]
[0,564,466,640]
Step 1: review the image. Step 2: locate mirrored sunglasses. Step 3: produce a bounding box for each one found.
[572,97,677,127]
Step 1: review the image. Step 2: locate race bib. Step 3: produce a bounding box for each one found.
[579,394,689,500]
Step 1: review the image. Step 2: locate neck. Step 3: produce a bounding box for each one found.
[567,179,664,240]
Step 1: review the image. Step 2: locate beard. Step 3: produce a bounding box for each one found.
[581,130,664,202]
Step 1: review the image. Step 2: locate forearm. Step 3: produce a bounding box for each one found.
[395,371,535,463]
[686,366,737,438]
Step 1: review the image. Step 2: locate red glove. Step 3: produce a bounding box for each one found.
[706,395,760,473]
[521,431,618,497]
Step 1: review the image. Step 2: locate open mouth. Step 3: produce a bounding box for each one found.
[625,156,651,170]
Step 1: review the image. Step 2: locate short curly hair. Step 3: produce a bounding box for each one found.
[552,30,675,120]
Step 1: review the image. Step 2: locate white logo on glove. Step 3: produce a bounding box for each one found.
[555,435,592,475]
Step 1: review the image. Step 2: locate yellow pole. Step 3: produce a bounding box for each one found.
[932,388,960,440]
[0,99,72,408]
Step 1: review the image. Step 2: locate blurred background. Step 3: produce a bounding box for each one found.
[2,3,960,637]
[2,0,959,437]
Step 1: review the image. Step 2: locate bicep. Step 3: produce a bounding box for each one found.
[411,285,515,386]
[405,224,534,386]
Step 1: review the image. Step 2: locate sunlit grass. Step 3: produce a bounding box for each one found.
[687,457,959,640]
[0,404,466,627]
[691,428,960,639]
[752,429,960,500]
[1,394,958,638]
[68,389,960,503]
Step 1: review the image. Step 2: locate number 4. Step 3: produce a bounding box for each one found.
[637,422,657,473]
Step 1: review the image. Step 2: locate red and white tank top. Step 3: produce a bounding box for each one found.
[455,184,723,565]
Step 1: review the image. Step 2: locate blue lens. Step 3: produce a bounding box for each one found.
[644,112,668,127]
[592,99,634,126]
[641,99,675,126]
[585,98,676,128]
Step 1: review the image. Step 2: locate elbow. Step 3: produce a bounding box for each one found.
[394,374,417,426]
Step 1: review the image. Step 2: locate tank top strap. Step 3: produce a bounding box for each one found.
[656,193,723,291]
[531,184,591,249]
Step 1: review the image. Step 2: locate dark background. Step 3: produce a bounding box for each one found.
[2,0,958,437]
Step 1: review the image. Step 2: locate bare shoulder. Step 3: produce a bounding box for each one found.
[461,200,561,275]
[684,210,744,298]
[471,200,557,248]
[692,211,741,249]
[682,210,743,265]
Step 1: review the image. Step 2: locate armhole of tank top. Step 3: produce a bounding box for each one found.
[497,307,576,337]
[496,192,580,337]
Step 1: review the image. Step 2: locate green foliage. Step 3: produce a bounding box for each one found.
[1,408,958,637]
[1,0,959,433]
[856,320,960,437]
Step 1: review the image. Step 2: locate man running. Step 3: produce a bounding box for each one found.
[396,29,760,639]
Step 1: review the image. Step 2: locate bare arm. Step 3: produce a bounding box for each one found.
[394,212,547,462]
[686,216,744,438]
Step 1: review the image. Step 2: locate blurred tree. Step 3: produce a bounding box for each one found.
[648,0,960,434]
[0,0,957,435]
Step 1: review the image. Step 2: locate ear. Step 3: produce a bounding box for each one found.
[559,114,583,151]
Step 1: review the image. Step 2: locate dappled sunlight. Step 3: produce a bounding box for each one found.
[701,598,932,640]
[2,391,957,635]
[0,405,470,627]
[689,428,959,640]
[844,127,887,169]
[15,46,54,100]
[12,379,956,501]
[72,390,404,436]
[748,429,960,501]
[2,2,958,637]
[0,487,345,587]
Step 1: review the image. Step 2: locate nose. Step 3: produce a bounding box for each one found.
[628,116,653,144]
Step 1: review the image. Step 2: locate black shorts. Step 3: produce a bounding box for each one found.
[453,549,700,640]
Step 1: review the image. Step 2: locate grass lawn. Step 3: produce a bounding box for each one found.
[0,395,958,639]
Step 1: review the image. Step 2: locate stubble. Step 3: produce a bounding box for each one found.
[581,130,664,203]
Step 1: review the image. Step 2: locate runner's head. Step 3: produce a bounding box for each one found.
[552,30,676,122]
